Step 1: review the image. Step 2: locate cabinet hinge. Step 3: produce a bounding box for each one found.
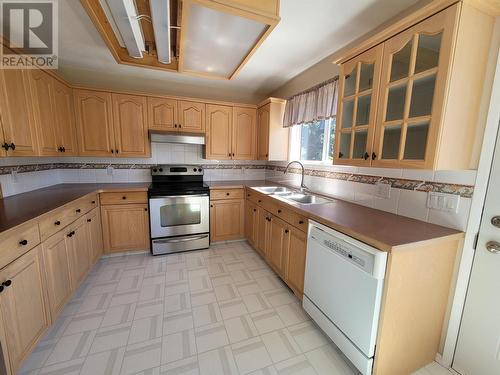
[472,232,479,250]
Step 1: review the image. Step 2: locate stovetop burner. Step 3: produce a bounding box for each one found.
[148,165,209,197]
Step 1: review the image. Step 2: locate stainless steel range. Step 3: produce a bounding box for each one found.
[148,165,210,255]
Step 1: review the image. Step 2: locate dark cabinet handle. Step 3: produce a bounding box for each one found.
[111,149,114,153]
[62,146,66,152]
[2,280,11,287]
[0,286,3,293]
[265,153,268,157]
[363,152,369,160]
[258,200,262,203]
[232,153,235,157]
[179,124,182,128]
[67,231,75,238]
[1,143,9,151]
[372,152,377,160]
[54,220,61,226]
[91,200,96,204]
[285,229,289,234]
[210,204,213,208]
[226,193,230,196]
[87,219,92,222]
[228,153,231,157]
[116,149,119,154]
[122,196,127,200]
[144,208,148,211]
[253,208,256,212]
[76,209,81,213]
[338,152,343,158]
[9,143,15,150]
[19,239,28,246]
[277,209,281,213]
[247,194,250,197]
[299,220,304,224]
[58,146,64,152]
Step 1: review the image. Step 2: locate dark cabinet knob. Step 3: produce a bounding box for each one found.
[62,146,66,152]
[115,149,119,154]
[67,231,75,238]
[258,200,262,203]
[19,239,28,246]
[122,196,127,200]
[372,152,377,160]
[0,285,3,293]
[174,124,178,128]
[87,219,92,222]
[144,208,148,211]
[111,149,114,153]
[277,210,281,213]
[76,208,81,213]
[58,146,64,152]
[232,153,235,157]
[253,208,256,212]
[338,152,344,158]
[285,229,289,234]
[247,194,250,197]
[54,220,61,226]
[210,204,213,208]
[228,153,231,157]
[265,153,268,157]
[91,200,96,204]
[3,280,12,287]
[9,143,15,150]
[299,220,304,224]
[1,142,9,151]
[363,152,369,160]
[226,192,230,196]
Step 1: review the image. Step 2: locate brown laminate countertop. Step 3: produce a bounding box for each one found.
[0,183,150,233]
[207,180,463,251]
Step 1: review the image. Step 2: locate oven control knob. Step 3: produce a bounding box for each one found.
[153,168,157,173]
[193,168,197,172]
[198,168,202,172]
[159,168,163,172]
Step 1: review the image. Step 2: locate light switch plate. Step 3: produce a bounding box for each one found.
[427,192,460,213]
[375,182,391,199]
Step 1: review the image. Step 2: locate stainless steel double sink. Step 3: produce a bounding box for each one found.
[252,186,331,205]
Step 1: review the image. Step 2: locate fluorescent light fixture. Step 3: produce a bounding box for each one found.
[98,0,125,47]
[103,0,145,59]
[182,3,268,77]
[150,0,171,64]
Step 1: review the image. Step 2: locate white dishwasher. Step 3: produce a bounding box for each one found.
[303,220,387,375]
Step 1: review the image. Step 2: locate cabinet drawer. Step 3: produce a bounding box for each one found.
[248,191,267,206]
[270,205,308,233]
[210,188,244,201]
[0,222,40,269]
[100,191,147,205]
[39,194,98,240]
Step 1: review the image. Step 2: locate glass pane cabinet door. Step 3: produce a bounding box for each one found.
[334,44,383,165]
[373,6,455,168]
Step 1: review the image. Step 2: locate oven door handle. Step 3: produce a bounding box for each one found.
[153,234,209,244]
[149,194,209,199]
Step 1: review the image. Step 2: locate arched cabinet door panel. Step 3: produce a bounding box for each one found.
[178,100,205,133]
[206,104,232,160]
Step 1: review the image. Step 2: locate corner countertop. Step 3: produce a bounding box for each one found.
[207,180,463,251]
[0,183,150,233]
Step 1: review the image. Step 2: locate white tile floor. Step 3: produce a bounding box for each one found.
[20,241,453,375]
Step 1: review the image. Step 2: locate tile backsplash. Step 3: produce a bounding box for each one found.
[0,143,476,231]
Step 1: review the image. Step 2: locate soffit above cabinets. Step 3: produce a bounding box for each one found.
[80,0,280,80]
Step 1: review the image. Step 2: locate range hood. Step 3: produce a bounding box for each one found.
[150,132,205,145]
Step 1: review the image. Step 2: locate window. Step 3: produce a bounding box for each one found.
[290,117,336,163]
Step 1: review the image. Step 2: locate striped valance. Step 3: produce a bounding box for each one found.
[283,76,338,128]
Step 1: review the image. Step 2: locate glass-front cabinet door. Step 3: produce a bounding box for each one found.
[372,6,456,169]
[335,45,383,166]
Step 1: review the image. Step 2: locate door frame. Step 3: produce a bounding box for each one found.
[440,46,500,367]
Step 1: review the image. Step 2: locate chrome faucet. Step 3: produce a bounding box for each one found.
[284,161,307,192]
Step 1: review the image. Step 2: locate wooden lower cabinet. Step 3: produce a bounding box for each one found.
[210,199,244,242]
[41,230,72,319]
[0,246,49,374]
[101,204,150,253]
[268,217,289,277]
[86,208,103,264]
[285,228,307,296]
[244,194,307,298]
[66,217,90,289]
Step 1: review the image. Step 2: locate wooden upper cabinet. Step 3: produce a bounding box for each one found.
[257,98,288,161]
[335,45,383,166]
[206,104,232,160]
[257,104,270,160]
[30,70,58,156]
[112,94,150,157]
[0,69,38,156]
[372,6,457,169]
[147,97,178,131]
[178,100,205,133]
[74,89,115,156]
[0,246,49,374]
[52,80,78,156]
[233,107,257,160]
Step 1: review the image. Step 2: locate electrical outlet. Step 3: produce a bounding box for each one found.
[375,182,391,199]
[11,170,18,182]
[427,192,460,213]
[107,166,113,176]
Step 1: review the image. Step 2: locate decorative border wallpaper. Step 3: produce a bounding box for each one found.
[0,162,474,198]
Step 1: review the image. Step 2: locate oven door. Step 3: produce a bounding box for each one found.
[149,195,209,238]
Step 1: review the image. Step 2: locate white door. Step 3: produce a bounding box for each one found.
[453,121,500,375]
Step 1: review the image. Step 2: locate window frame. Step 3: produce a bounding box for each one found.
[289,117,336,164]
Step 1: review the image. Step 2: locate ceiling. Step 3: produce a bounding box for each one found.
[58,0,419,104]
